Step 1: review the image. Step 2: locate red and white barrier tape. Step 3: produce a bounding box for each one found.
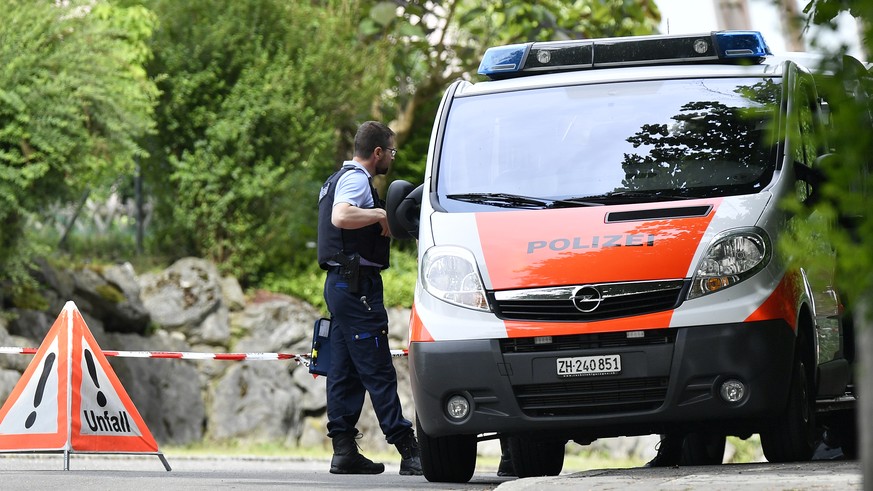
[0,347,409,366]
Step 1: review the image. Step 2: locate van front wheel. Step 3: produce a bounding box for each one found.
[507,435,565,477]
[760,346,817,462]
[416,417,476,483]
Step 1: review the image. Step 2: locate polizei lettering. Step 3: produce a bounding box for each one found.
[527,234,656,253]
[84,409,132,433]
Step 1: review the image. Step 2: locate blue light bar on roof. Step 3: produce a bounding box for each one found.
[478,44,530,75]
[478,31,772,80]
[714,30,771,58]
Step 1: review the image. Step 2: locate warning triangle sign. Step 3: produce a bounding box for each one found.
[0,301,168,469]
[0,307,69,450]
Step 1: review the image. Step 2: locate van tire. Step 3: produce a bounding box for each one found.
[416,417,476,483]
[681,432,726,465]
[761,334,817,462]
[507,435,565,477]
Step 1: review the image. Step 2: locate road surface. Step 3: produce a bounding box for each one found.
[0,453,862,490]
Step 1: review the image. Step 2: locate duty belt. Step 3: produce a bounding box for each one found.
[331,265,381,276]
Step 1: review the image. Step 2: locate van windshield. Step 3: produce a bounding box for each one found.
[437,78,780,209]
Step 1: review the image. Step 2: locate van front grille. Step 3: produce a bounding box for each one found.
[514,377,669,417]
[491,280,688,322]
[500,328,677,354]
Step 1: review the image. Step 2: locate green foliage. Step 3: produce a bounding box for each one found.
[95,283,126,304]
[9,283,50,311]
[263,245,418,313]
[726,435,763,463]
[357,0,662,189]
[262,261,328,314]
[0,0,665,304]
[782,2,873,305]
[137,0,392,285]
[0,0,158,289]
[381,247,419,308]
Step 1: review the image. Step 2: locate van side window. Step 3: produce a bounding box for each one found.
[794,73,822,201]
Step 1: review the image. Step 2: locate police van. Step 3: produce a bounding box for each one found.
[385,31,859,483]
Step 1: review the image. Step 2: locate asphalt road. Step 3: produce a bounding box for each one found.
[0,453,863,491]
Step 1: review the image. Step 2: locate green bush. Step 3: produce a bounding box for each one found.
[0,1,158,289]
[137,0,392,286]
[263,245,418,314]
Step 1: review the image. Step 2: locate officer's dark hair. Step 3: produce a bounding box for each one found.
[354,121,394,158]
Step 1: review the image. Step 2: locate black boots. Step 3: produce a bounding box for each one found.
[330,432,385,474]
[645,433,683,467]
[329,431,422,476]
[497,437,516,477]
[395,433,423,476]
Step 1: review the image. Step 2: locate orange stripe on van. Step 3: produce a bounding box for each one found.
[504,310,673,338]
[475,201,719,290]
[408,304,434,342]
[744,273,798,330]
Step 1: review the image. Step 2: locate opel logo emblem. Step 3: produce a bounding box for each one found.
[571,285,602,312]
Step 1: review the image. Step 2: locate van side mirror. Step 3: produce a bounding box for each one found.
[386,180,423,240]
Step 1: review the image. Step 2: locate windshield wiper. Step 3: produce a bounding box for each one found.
[447,192,602,209]
[563,190,695,204]
[447,193,549,208]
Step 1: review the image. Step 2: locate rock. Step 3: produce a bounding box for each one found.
[291,364,325,413]
[101,331,206,445]
[72,264,150,334]
[206,362,301,442]
[6,309,54,342]
[0,368,23,407]
[221,277,246,312]
[231,295,317,354]
[0,256,683,465]
[191,304,230,346]
[29,258,75,314]
[139,257,222,326]
[139,257,223,341]
[386,307,412,345]
[297,415,330,450]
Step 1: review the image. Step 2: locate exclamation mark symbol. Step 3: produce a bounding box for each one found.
[84,349,107,407]
[25,353,56,429]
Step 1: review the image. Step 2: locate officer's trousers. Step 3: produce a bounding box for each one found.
[324,269,413,444]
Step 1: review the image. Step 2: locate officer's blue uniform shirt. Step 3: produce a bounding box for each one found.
[334,160,374,208]
[331,160,382,268]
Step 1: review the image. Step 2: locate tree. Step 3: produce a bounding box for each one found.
[622,80,780,192]
[357,0,663,185]
[0,0,158,298]
[133,0,392,283]
[788,0,873,485]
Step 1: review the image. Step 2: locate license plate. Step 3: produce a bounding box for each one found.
[556,354,621,377]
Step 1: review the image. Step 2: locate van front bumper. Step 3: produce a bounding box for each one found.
[409,320,795,439]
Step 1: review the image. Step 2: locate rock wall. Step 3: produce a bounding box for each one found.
[0,257,679,461]
[0,257,417,456]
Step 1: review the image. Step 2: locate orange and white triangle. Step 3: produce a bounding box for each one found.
[0,301,159,454]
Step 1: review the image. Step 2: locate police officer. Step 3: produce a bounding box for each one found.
[316,121,422,476]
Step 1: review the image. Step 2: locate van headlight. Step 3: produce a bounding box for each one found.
[421,246,490,311]
[689,228,770,299]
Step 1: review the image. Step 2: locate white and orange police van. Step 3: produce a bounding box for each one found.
[385,31,858,483]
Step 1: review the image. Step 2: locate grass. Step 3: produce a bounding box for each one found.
[161,440,645,473]
[162,435,762,473]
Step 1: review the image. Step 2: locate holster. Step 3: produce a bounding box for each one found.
[331,253,362,294]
